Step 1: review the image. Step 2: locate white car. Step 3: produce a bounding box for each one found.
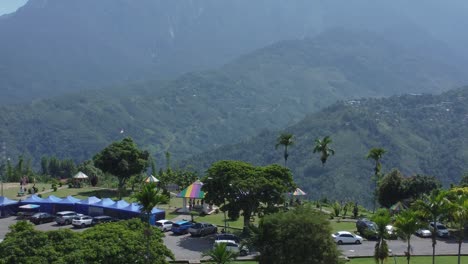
[72,215,93,228]
[155,219,173,232]
[416,228,432,238]
[213,240,248,256]
[430,222,450,238]
[332,231,363,244]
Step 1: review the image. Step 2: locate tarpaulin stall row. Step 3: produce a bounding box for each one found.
[4,195,165,223]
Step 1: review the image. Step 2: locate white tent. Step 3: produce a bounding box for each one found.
[73,171,89,179]
[144,175,159,183]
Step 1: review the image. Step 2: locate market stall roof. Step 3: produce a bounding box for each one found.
[91,198,116,207]
[292,188,307,196]
[390,201,407,213]
[121,203,142,213]
[56,196,81,204]
[22,195,45,203]
[78,196,101,205]
[106,199,130,209]
[43,195,62,203]
[177,180,205,199]
[73,171,89,179]
[19,204,40,209]
[0,196,18,206]
[144,175,159,183]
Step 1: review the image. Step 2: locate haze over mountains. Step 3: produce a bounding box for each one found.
[1,29,466,168]
[0,1,467,206]
[1,0,468,102]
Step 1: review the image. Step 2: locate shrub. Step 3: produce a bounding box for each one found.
[332,201,342,217]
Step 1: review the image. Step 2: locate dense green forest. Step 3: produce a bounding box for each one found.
[182,87,468,206]
[0,30,466,167]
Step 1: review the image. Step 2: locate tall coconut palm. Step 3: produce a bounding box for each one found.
[202,242,238,264]
[134,182,168,263]
[366,147,386,213]
[394,209,424,264]
[275,133,294,166]
[447,193,468,264]
[413,190,450,264]
[313,136,335,166]
[372,209,391,264]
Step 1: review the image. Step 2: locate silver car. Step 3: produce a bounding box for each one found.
[188,223,218,237]
[55,211,81,225]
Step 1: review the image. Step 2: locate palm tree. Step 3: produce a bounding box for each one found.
[202,242,238,264]
[366,147,386,213]
[394,209,424,264]
[134,182,168,263]
[372,209,391,264]
[275,133,294,166]
[447,193,468,264]
[413,190,450,264]
[313,136,335,166]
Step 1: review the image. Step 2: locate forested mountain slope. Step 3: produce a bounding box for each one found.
[183,87,468,206]
[2,0,468,102]
[0,30,466,168]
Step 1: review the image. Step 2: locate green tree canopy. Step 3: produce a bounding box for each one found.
[378,169,406,208]
[93,137,149,198]
[275,133,294,166]
[202,160,296,231]
[313,136,335,166]
[0,219,174,264]
[253,205,340,264]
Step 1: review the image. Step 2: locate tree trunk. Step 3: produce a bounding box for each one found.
[458,240,462,264]
[243,209,251,234]
[432,238,436,264]
[407,239,411,264]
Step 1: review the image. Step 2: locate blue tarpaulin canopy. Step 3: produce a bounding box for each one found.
[78,196,101,205]
[43,195,62,203]
[0,196,18,206]
[92,198,116,208]
[21,195,45,203]
[56,196,81,204]
[121,203,141,213]
[106,200,130,209]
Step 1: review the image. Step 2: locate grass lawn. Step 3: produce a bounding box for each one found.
[330,220,357,233]
[349,256,468,264]
[3,183,51,200]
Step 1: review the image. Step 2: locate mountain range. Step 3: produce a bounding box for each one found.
[182,87,468,206]
[1,30,466,171]
[2,0,468,103]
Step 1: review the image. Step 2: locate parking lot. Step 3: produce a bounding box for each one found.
[2,216,467,260]
[0,216,249,261]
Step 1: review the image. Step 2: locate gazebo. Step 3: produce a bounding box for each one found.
[176,180,208,213]
[73,171,89,180]
[293,188,307,196]
[144,175,159,183]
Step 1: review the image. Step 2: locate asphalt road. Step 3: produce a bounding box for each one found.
[339,235,468,257]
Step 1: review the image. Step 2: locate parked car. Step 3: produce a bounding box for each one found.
[29,212,55,225]
[92,215,117,225]
[215,233,241,244]
[72,215,94,228]
[171,220,193,235]
[213,240,248,256]
[385,225,398,239]
[356,218,379,239]
[55,211,82,225]
[416,228,432,238]
[429,222,450,237]
[155,219,173,232]
[188,222,218,237]
[332,231,363,245]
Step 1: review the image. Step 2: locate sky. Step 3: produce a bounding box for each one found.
[0,0,28,15]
